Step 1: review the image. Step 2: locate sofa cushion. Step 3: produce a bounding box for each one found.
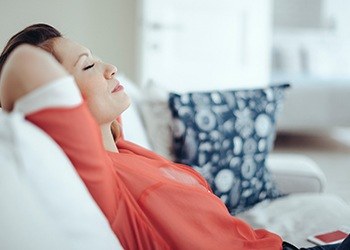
[168,84,289,214]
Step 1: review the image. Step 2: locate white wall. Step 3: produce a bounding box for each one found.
[0,0,138,81]
[139,0,273,92]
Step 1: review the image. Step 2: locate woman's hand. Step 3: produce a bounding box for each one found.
[0,44,68,111]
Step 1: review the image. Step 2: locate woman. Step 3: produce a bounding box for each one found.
[0,24,348,250]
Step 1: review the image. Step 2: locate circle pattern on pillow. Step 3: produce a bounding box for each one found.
[168,84,289,214]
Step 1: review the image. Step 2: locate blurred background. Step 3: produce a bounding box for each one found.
[2,0,350,90]
[1,0,349,201]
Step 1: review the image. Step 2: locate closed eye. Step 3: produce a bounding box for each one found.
[83,63,95,71]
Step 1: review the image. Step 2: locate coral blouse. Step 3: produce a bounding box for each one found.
[24,76,282,250]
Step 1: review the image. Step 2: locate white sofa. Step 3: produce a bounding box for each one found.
[1,75,350,249]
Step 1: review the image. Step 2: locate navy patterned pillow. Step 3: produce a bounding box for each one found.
[168,84,289,214]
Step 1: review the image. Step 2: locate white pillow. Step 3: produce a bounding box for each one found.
[118,74,152,149]
[138,81,175,160]
[0,78,123,249]
[0,112,69,250]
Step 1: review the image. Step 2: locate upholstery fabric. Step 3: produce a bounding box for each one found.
[168,84,289,214]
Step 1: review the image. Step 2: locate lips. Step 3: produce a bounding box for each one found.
[111,80,124,93]
[112,84,124,93]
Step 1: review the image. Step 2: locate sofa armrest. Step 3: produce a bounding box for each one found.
[266,153,327,194]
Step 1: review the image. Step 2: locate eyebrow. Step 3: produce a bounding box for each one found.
[73,51,92,67]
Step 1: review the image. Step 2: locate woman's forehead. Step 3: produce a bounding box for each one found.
[54,38,89,68]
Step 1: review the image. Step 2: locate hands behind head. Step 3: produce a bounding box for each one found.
[0,45,68,111]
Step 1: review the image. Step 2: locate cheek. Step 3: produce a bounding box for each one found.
[75,79,97,98]
[73,76,86,94]
[84,96,107,124]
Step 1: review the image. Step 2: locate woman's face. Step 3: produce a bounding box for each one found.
[53,37,130,125]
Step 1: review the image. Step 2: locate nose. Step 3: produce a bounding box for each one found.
[104,63,117,79]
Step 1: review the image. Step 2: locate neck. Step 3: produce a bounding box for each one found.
[100,123,118,152]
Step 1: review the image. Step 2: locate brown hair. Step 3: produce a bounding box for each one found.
[0,23,62,75]
[0,23,121,141]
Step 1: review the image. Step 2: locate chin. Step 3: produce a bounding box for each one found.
[121,95,132,111]
[114,100,131,118]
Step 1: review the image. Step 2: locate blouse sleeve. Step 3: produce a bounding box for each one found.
[16,76,169,249]
[16,76,118,222]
